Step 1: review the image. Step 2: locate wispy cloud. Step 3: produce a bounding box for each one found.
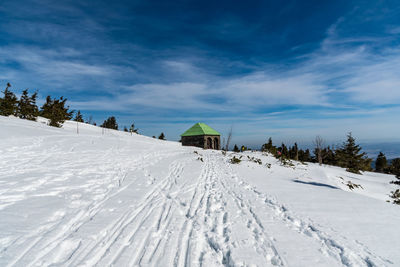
[1,0,400,147]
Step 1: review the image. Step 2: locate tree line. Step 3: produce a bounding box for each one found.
[233,133,400,177]
[0,83,73,127]
[0,82,168,138]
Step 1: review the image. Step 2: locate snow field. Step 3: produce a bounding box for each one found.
[0,116,399,266]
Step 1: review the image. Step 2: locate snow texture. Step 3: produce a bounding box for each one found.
[0,116,399,266]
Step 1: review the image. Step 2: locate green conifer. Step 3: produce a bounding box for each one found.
[158,132,165,140]
[233,144,240,152]
[323,146,336,165]
[335,133,371,174]
[40,96,73,127]
[390,158,400,179]
[375,152,387,173]
[0,83,18,116]
[293,143,299,161]
[17,89,39,120]
[261,137,277,155]
[101,116,118,130]
[74,110,84,122]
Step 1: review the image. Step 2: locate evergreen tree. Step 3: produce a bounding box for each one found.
[293,143,299,161]
[261,137,273,151]
[261,137,277,155]
[101,116,118,130]
[335,133,371,174]
[233,144,240,152]
[375,152,388,173]
[0,83,17,116]
[280,143,289,158]
[390,158,400,179]
[323,146,336,166]
[158,132,165,140]
[124,126,128,132]
[298,149,312,162]
[74,110,84,122]
[298,149,306,162]
[40,96,73,127]
[305,149,312,162]
[17,89,38,120]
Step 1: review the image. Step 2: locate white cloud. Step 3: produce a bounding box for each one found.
[0,46,110,78]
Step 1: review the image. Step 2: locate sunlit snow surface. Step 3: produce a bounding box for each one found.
[0,116,399,266]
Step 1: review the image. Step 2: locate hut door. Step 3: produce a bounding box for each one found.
[207,137,213,149]
[213,138,218,150]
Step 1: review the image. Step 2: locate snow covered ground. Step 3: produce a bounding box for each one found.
[0,116,399,267]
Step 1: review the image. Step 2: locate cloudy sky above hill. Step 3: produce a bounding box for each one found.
[1,0,399,148]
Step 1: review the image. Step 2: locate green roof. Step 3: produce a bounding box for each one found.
[181,123,220,137]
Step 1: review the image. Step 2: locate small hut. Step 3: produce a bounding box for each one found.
[181,123,220,150]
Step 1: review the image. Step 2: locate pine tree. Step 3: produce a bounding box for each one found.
[0,83,18,116]
[375,152,387,173]
[280,143,289,158]
[233,144,240,152]
[74,110,84,122]
[261,137,277,155]
[323,146,336,166]
[335,133,371,174]
[17,89,38,120]
[299,149,312,162]
[261,137,273,151]
[390,158,400,179]
[305,149,312,162]
[40,96,73,127]
[101,116,118,130]
[293,143,299,161]
[298,149,306,162]
[124,126,128,132]
[158,132,165,140]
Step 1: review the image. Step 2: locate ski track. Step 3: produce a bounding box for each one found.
[220,156,391,267]
[3,145,187,267]
[1,140,392,267]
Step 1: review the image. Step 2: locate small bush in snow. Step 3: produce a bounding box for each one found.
[390,189,400,205]
[280,158,295,167]
[230,156,241,164]
[247,156,262,165]
[345,181,363,190]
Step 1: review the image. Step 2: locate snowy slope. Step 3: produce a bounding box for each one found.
[0,116,399,267]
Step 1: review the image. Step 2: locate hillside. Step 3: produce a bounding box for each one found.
[0,116,399,267]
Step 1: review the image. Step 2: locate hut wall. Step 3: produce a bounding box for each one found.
[182,135,220,150]
[181,135,205,148]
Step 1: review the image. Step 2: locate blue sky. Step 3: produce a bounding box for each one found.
[1,0,400,153]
